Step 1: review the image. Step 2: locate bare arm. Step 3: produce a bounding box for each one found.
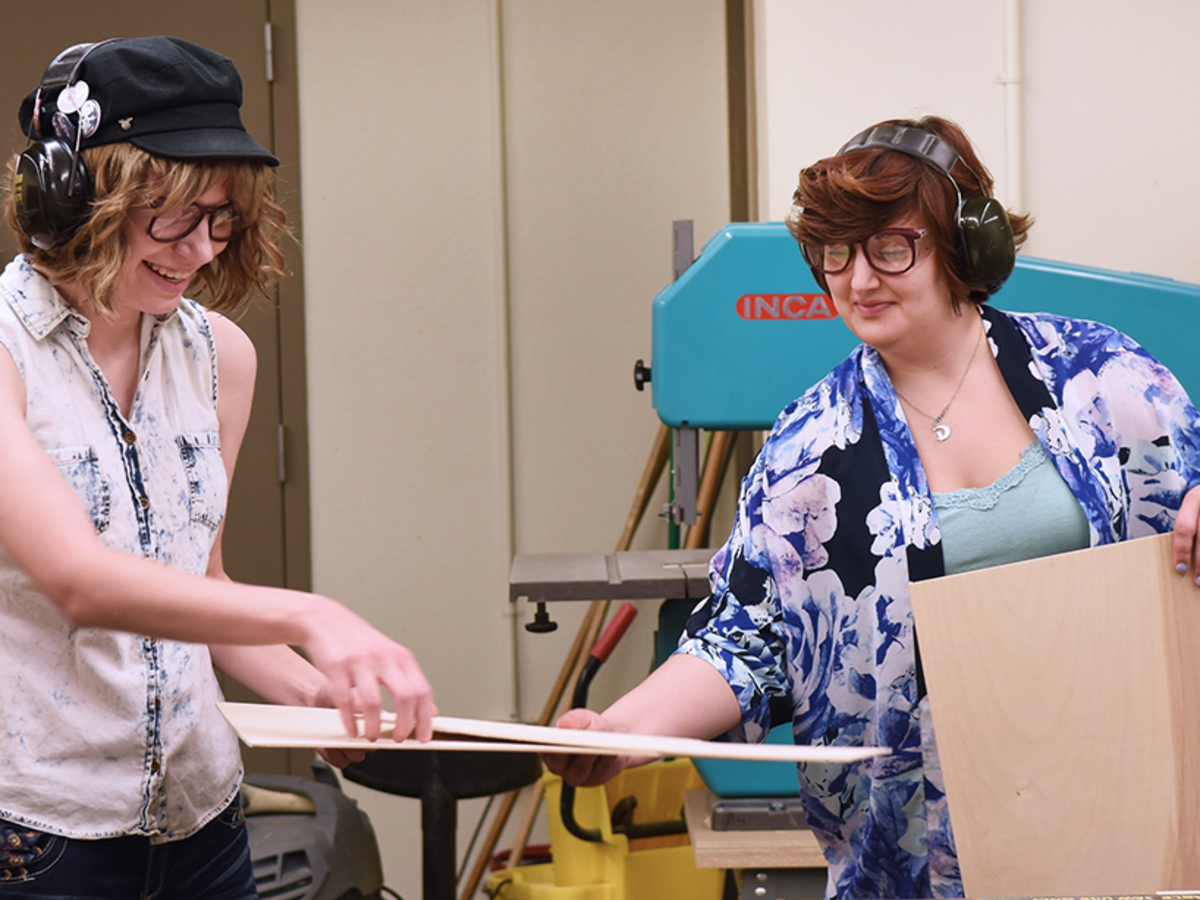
[542,653,741,787]
[0,317,433,742]
[203,311,324,709]
[209,643,326,707]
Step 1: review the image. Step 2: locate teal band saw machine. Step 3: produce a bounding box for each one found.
[513,219,1200,804]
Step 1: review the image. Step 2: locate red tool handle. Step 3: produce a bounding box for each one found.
[589,602,639,663]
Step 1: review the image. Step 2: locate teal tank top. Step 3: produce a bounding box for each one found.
[932,441,1091,575]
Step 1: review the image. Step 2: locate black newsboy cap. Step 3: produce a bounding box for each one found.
[19,36,279,166]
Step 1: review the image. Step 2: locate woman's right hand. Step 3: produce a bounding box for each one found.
[540,708,651,787]
[542,654,744,787]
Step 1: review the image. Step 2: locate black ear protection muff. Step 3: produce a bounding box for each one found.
[829,124,1016,296]
[14,41,117,250]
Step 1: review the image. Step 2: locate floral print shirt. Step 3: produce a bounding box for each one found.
[677,305,1200,898]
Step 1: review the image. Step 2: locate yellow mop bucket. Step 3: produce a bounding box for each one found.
[486,758,724,900]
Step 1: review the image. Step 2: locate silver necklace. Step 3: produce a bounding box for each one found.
[892,319,984,442]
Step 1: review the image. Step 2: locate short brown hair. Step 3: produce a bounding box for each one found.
[787,116,1031,307]
[4,143,288,317]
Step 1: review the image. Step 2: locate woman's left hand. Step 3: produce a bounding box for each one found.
[316,746,368,768]
[1171,484,1200,584]
[312,680,369,768]
[308,676,440,767]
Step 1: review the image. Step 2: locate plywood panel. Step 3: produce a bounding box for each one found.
[910,533,1200,896]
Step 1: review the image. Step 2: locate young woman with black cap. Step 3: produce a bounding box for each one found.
[0,37,434,898]
[543,116,1200,898]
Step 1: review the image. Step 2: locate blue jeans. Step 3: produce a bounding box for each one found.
[0,798,256,900]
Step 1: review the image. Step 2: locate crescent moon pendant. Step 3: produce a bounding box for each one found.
[933,423,951,442]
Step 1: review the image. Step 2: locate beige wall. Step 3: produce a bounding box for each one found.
[294,2,729,895]
[756,0,1200,284]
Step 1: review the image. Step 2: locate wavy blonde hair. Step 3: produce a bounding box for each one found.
[5,143,289,317]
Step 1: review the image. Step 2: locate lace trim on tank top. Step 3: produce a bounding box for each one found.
[931,440,1046,511]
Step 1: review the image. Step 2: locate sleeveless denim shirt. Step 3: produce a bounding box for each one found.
[0,256,243,842]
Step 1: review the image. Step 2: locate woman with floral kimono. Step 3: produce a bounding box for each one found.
[544,116,1200,898]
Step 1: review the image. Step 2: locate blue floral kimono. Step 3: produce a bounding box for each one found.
[676,305,1200,898]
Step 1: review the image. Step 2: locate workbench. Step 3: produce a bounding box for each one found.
[684,789,826,900]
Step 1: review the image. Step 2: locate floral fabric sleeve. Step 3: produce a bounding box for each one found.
[675,364,863,744]
[677,510,791,743]
[1010,311,1200,540]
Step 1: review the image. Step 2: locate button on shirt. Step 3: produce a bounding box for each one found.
[0,256,242,842]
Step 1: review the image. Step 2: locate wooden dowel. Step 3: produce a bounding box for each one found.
[685,430,737,550]
[459,788,519,891]
[457,425,670,900]
[540,602,603,723]
[618,423,671,552]
[507,779,545,868]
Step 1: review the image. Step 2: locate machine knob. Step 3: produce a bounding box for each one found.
[633,359,651,391]
[525,601,558,633]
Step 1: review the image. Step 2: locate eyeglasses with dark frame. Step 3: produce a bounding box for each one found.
[802,227,927,277]
[145,203,244,243]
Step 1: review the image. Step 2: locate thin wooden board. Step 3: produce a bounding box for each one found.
[910,533,1200,896]
[217,702,888,764]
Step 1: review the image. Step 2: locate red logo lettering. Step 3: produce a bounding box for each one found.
[735,294,838,321]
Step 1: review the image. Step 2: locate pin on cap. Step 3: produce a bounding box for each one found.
[55,80,88,115]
